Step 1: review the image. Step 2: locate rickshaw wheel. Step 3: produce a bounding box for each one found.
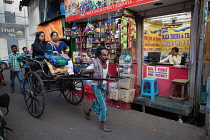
[24,72,45,118]
[61,80,84,105]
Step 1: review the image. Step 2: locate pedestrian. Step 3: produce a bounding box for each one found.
[45,31,70,54]
[28,46,33,54]
[83,48,112,132]
[95,41,106,59]
[21,47,30,76]
[8,45,24,93]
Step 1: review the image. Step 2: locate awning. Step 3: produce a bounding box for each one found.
[38,18,63,41]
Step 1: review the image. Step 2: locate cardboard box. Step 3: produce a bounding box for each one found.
[119,89,135,103]
[109,89,119,100]
[119,74,135,89]
[203,61,210,85]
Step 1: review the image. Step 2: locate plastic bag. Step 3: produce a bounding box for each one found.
[71,22,78,31]
[84,19,95,34]
[71,22,79,38]
[65,60,74,74]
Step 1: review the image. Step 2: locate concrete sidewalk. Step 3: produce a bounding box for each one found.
[0,69,209,140]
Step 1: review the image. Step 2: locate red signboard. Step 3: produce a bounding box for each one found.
[65,0,156,22]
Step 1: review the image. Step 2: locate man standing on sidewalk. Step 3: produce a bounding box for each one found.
[8,45,24,93]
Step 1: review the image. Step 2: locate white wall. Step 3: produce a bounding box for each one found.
[28,0,40,35]
[18,39,27,54]
[0,38,8,58]
[25,27,35,49]
[4,1,15,12]
[0,0,35,58]
[0,0,5,23]
[15,3,28,25]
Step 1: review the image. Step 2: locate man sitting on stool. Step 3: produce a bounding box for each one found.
[159,47,181,65]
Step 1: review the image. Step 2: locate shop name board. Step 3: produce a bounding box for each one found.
[147,66,169,79]
[65,0,157,22]
[0,25,25,38]
[162,33,191,40]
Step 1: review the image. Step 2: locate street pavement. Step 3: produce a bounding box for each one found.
[0,69,209,140]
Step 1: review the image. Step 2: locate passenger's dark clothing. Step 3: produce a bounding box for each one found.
[32,41,51,89]
[32,42,52,58]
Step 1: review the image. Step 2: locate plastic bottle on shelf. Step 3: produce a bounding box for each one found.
[119,54,125,65]
[124,54,132,65]
[207,76,210,94]
[123,65,131,74]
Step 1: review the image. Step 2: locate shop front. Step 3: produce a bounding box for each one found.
[134,10,196,117]
[142,12,191,97]
[64,0,199,116]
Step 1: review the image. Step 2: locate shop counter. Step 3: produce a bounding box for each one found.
[142,64,188,97]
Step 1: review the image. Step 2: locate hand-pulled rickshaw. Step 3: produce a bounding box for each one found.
[20,55,126,118]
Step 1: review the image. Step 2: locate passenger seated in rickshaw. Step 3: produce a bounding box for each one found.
[32,31,58,61]
[0,58,6,85]
[46,31,70,55]
[32,31,58,89]
[32,31,58,69]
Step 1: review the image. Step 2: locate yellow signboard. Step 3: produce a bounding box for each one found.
[143,19,191,53]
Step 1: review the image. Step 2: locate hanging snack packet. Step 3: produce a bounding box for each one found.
[71,22,79,38]
[84,19,95,34]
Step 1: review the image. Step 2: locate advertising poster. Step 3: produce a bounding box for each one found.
[143,18,191,63]
[143,19,191,53]
[146,66,156,77]
[143,19,162,52]
[155,67,169,79]
[161,22,191,52]
[146,66,169,79]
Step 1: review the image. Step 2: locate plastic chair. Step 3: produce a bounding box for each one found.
[140,77,158,100]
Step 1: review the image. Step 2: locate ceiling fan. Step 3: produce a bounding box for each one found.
[164,17,183,28]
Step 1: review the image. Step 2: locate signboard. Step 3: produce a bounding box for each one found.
[147,66,156,77]
[143,19,191,53]
[0,25,25,39]
[146,66,169,79]
[155,67,169,79]
[65,0,157,22]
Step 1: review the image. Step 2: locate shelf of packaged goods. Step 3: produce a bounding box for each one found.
[118,64,137,67]
[76,41,87,43]
[92,41,101,44]
[106,42,119,44]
